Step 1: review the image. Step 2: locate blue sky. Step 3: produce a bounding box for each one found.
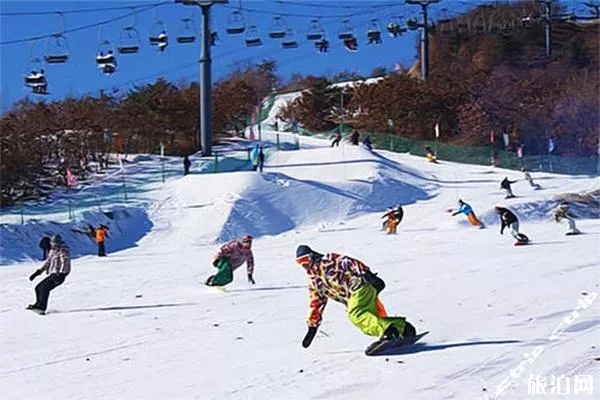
[0,0,588,113]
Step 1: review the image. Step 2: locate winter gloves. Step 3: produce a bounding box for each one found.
[302,326,318,348]
[29,269,42,281]
[248,274,255,285]
[363,270,385,294]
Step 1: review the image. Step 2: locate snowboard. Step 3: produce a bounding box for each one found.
[514,241,530,246]
[365,331,430,356]
[26,307,46,315]
[565,231,583,236]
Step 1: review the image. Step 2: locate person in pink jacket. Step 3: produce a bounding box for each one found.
[205,235,255,287]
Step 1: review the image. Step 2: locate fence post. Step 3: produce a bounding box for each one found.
[390,136,394,152]
[20,203,24,225]
[276,134,280,150]
[214,152,219,173]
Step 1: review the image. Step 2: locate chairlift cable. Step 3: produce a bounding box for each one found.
[0,2,166,17]
[222,2,403,19]
[0,2,169,46]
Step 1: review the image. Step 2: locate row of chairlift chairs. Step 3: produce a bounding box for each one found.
[25,14,409,95]
[226,12,409,53]
[24,17,212,94]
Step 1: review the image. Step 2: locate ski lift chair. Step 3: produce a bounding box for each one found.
[24,68,48,94]
[306,19,324,41]
[387,17,406,38]
[102,63,117,76]
[343,36,358,53]
[315,38,329,53]
[367,19,382,45]
[407,18,420,31]
[226,9,245,34]
[118,26,141,54]
[245,25,262,47]
[149,21,169,51]
[268,15,286,39]
[281,27,298,49]
[177,17,197,43]
[338,19,355,40]
[44,34,70,63]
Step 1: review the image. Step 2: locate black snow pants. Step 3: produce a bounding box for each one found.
[33,273,67,311]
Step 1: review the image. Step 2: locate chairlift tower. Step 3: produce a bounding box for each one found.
[176,0,229,157]
[537,0,554,57]
[406,0,440,82]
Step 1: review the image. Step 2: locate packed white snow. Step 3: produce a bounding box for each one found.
[1,137,598,400]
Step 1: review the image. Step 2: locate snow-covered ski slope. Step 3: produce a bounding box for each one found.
[1,139,599,400]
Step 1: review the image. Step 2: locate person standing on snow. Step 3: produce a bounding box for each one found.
[495,206,528,243]
[330,132,341,147]
[205,235,255,287]
[39,235,51,260]
[258,146,265,173]
[500,177,517,199]
[27,235,71,314]
[295,245,416,349]
[96,225,108,257]
[552,201,581,235]
[349,130,360,146]
[183,154,191,176]
[452,199,484,228]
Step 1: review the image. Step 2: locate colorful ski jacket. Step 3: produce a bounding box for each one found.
[303,253,371,327]
[215,240,254,275]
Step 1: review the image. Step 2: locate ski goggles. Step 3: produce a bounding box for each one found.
[295,254,312,266]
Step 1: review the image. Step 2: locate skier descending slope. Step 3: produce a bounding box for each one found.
[495,206,529,245]
[295,245,416,349]
[205,235,255,287]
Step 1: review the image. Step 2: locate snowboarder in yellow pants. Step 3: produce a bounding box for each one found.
[348,284,406,338]
[296,245,416,348]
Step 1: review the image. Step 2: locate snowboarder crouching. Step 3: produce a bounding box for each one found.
[452,199,484,228]
[206,235,255,287]
[495,206,528,244]
[295,245,416,348]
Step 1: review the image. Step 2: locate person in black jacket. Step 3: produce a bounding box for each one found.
[39,236,51,260]
[349,130,360,146]
[258,146,265,172]
[183,154,191,176]
[500,177,517,199]
[495,206,529,243]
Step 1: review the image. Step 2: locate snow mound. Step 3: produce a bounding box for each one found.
[215,146,435,242]
[0,206,152,264]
